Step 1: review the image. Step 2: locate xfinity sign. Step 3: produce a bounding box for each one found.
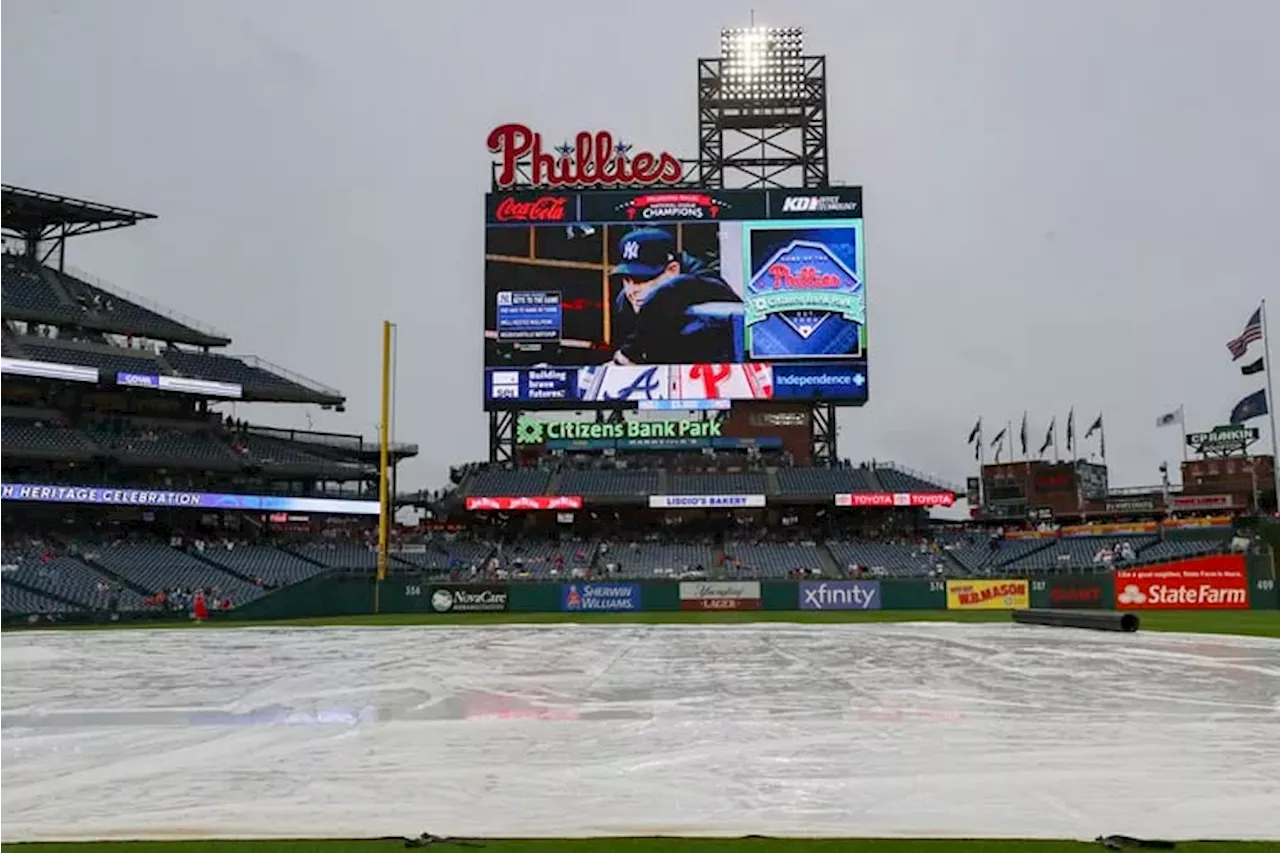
[799,580,881,611]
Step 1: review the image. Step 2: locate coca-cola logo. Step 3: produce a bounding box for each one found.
[487,123,683,189]
[494,196,568,223]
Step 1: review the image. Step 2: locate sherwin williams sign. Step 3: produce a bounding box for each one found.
[945,579,1029,610]
[799,581,881,610]
[562,583,641,612]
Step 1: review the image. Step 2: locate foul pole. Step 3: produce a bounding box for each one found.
[376,320,393,612]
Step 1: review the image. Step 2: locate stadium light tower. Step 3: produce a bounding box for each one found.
[697,26,829,189]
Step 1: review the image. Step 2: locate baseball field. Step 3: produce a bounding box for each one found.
[3,609,1278,852]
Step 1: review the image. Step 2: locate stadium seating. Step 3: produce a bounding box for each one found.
[873,466,949,493]
[4,556,148,611]
[602,541,717,576]
[826,539,950,577]
[21,339,166,376]
[775,467,881,496]
[498,538,601,576]
[43,265,211,343]
[1135,538,1227,562]
[467,467,551,496]
[2,257,64,314]
[724,541,827,577]
[163,350,317,396]
[88,542,264,603]
[1005,535,1157,573]
[197,544,331,587]
[1,585,76,615]
[89,425,241,467]
[289,541,378,571]
[2,419,100,457]
[391,537,496,572]
[668,472,767,495]
[557,468,661,497]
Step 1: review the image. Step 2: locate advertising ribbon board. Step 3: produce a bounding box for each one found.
[678,581,762,611]
[649,495,766,509]
[562,583,641,612]
[429,585,509,613]
[1114,555,1249,610]
[1046,578,1106,609]
[798,580,881,611]
[946,579,1030,610]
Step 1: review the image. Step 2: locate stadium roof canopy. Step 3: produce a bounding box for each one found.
[2,185,157,240]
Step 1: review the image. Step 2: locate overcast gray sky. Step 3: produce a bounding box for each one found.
[4,0,1278,493]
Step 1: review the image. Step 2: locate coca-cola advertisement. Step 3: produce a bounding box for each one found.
[484,182,867,411]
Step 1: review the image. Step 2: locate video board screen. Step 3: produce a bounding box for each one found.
[484,188,866,409]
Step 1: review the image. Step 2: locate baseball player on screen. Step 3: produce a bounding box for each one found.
[610,228,743,365]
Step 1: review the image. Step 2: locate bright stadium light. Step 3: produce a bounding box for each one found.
[719,26,805,101]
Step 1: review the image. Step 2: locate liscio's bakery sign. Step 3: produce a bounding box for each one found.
[487,123,684,189]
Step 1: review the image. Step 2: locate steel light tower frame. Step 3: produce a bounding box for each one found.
[698,27,838,464]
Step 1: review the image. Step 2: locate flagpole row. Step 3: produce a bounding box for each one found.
[1261,298,1280,503]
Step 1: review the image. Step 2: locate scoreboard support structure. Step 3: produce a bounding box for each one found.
[486,26,847,467]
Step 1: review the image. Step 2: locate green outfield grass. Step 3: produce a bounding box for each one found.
[1,837,1273,852]
[13,608,1280,638]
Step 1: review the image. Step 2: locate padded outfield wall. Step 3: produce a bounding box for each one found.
[228,553,1278,621]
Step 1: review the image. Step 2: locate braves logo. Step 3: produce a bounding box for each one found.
[604,366,662,400]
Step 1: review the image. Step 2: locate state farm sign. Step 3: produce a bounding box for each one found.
[1114,555,1249,610]
[487,123,684,189]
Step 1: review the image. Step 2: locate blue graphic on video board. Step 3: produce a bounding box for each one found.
[496,291,562,341]
[743,222,864,360]
[771,363,868,401]
[486,367,578,403]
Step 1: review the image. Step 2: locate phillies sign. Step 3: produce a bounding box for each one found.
[487,123,684,189]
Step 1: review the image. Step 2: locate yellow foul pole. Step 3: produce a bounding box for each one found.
[376,320,392,601]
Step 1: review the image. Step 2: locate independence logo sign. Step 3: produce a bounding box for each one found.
[799,581,881,610]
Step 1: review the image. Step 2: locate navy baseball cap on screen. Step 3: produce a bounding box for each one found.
[611,228,676,281]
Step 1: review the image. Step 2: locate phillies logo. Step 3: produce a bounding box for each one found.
[767,264,842,289]
[494,196,568,222]
[487,123,684,189]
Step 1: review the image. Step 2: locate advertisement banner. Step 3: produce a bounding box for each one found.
[1061,521,1157,537]
[429,585,509,613]
[562,582,641,612]
[678,581,762,611]
[836,491,956,508]
[1046,578,1106,609]
[0,483,379,515]
[946,579,1030,610]
[649,495,766,509]
[1114,555,1249,610]
[1170,495,1235,511]
[770,363,868,401]
[464,496,583,511]
[799,580,881,611]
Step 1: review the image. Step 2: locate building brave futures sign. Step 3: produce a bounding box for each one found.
[487,123,684,189]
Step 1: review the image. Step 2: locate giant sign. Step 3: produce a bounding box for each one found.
[487,124,685,189]
[1114,555,1249,610]
[0,483,379,515]
[484,187,866,409]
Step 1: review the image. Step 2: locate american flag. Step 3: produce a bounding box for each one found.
[1226,307,1263,360]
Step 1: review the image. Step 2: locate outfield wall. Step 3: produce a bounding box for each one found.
[228,553,1278,621]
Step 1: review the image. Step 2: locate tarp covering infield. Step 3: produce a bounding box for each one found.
[3,623,1279,842]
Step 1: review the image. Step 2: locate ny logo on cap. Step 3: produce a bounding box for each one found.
[622,241,640,260]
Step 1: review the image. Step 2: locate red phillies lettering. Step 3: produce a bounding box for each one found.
[494,196,568,222]
[768,264,841,289]
[487,123,683,189]
[690,363,733,399]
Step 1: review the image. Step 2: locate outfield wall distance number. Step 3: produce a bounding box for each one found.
[405,585,423,597]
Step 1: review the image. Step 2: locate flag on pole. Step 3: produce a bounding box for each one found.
[1085,413,1105,460]
[967,419,981,445]
[1227,307,1263,360]
[1230,389,1269,424]
[1066,408,1075,455]
[1019,412,1028,456]
[1241,357,1265,376]
[1038,418,1055,455]
[990,426,1007,448]
[1155,409,1183,428]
